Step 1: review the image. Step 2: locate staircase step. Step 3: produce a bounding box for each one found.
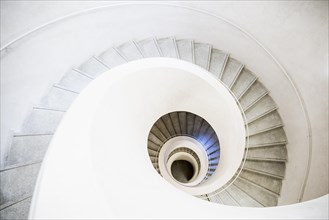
[169,112,182,134]
[227,184,263,207]
[148,132,164,146]
[245,95,277,123]
[148,149,158,157]
[247,144,287,160]
[116,41,144,61]
[38,85,78,111]
[204,136,218,151]
[249,127,287,147]
[231,68,257,99]
[161,114,176,136]
[0,163,41,209]
[98,47,126,68]
[77,56,109,78]
[244,159,285,178]
[197,120,213,145]
[0,197,31,220]
[154,118,171,138]
[239,81,267,110]
[216,190,239,206]
[5,134,52,168]
[194,42,212,70]
[209,49,228,78]
[220,58,244,88]
[21,108,64,134]
[248,110,283,136]
[150,125,167,143]
[157,37,178,58]
[199,126,215,145]
[137,38,162,57]
[58,69,92,93]
[249,141,287,149]
[234,176,278,207]
[196,120,210,140]
[239,169,282,195]
[176,39,194,63]
[186,112,195,135]
[192,117,203,137]
[208,148,220,158]
[147,140,161,152]
[149,156,157,163]
[178,112,187,135]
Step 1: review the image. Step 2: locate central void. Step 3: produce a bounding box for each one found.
[90,58,246,197]
[171,160,195,183]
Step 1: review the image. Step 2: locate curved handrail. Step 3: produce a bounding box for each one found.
[1,2,312,201]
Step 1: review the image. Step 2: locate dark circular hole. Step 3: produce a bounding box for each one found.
[170,160,195,183]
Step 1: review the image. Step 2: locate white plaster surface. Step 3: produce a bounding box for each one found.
[1,1,327,204]
[29,58,328,219]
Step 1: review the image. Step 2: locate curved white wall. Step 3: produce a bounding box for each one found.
[1,1,328,204]
[29,58,328,219]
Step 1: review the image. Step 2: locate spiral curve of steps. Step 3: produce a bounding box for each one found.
[0,37,287,219]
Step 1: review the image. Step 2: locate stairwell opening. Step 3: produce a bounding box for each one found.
[171,160,195,183]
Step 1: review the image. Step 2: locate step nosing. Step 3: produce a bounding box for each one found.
[33,106,66,112]
[248,141,288,148]
[13,133,54,137]
[237,176,280,197]
[246,107,278,124]
[247,124,284,137]
[237,77,258,100]
[240,167,284,179]
[1,160,42,172]
[243,91,269,111]
[72,68,95,80]
[0,196,32,211]
[245,157,286,162]
[53,84,80,94]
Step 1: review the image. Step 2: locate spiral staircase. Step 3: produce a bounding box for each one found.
[0,36,291,219]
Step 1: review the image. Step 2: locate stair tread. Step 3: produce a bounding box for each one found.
[243,159,285,178]
[239,169,282,194]
[176,39,194,63]
[0,163,41,209]
[5,134,52,168]
[157,37,178,58]
[98,47,127,68]
[239,81,267,110]
[249,127,287,147]
[235,176,278,207]
[221,57,244,88]
[241,167,284,179]
[38,85,78,111]
[247,144,287,161]
[77,56,109,78]
[245,95,277,122]
[116,41,144,61]
[57,69,92,93]
[209,49,228,78]
[227,184,263,207]
[21,108,64,134]
[194,42,212,70]
[231,68,257,99]
[137,37,162,57]
[0,197,31,219]
[248,124,284,137]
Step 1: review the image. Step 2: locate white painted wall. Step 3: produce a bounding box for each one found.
[29,58,328,219]
[1,1,328,204]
